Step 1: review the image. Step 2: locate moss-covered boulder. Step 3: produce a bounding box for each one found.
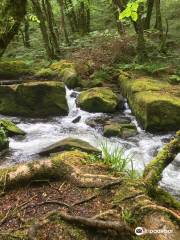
[0,60,31,79]
[0,119,25,136]
[50,60,80,89]
[39,137,101,156]
[118,76,180,132]
[103,122,137,138]
[0,128,9,151]
[0,81,68,117]
[62,68,80,89]
[77,87,121,113]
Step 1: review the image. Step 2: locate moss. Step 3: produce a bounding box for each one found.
[34,67,57,79]
[118,76,180,131]
[77,87,119,113]
[0,128,9,151]
[0,60,32,79]
[0,119,25,136]
[0,151,89,189]
[148,187,180,209]
[0,81,68,117]
[50,60,74,73]
[144,131,180,186]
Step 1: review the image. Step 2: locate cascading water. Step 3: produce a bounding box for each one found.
[0,87,179,198]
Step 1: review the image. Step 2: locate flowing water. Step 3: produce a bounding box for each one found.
[0,87,179,199]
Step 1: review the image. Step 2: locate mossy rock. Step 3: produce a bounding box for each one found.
[39,137,101,156]
[34,67,57,79]
[0,81,68,117]
[0,60,31,79]
[61,68,80,89]
[0,128,9,151]
[118,76,180,132]
[50,60,80,89]
[77,87,120,113]
[0,119,25,136]
[103,122,137,138]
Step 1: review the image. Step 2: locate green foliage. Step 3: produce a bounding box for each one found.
[100,141,139,178]
[121,209,135,224]
[168,74,180,85]
[119,62,169,75]
[119,0,144,22]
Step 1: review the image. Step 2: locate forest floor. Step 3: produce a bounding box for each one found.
[0,149,180,240]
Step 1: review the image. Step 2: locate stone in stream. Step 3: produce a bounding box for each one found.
[0,81,69,117]
[72,116,81,123]
[0,128,9,151]
[0,119,25,136]
[103,122,137,139]
[39,138,101,156]
[70,91,78,98]
[76,87,122,113]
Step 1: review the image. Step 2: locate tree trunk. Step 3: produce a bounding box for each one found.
[57,0,70,45]
[42,0,60,55]
[24,18,30,48]
[112,2,125,35]
[154,0,163,39]
[136,4,147,62]
[64,0,78,33]
[31,0,56,59]
[0,0,27,57]
[144,0,154,29]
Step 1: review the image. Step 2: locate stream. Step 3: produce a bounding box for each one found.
[0,87,179,199]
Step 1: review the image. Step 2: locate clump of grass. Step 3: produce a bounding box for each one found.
[121,209,135,224]
[100,141,139,179]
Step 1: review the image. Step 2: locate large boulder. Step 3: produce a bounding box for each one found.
[0,128,9,151]
[0,60,31,79]
[0,81,68,117]
[77,87,122,113]
[39,137,101,156]
[103,122,137,138]
[118,76,180,132]
[0,119,25,136]
[50,60,80,89]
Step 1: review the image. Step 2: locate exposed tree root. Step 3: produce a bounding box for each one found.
[141,204,180,223]
[58,211,134,236]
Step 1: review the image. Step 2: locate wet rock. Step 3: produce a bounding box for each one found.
[118,76,180,132]
[0,119,25,136]
[70,92,78,98]
[0,128,9,151]
[85,115,110,128]
[77,87,121,113]
[0,81,68,117]
[72,116,81,123]
[103,122,137,138]
[39,137,101,156]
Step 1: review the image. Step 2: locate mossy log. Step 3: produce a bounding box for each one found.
[143,131,180,186]
[0,151,118,190]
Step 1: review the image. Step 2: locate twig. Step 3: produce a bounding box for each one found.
[38,200,71,209]
[120,192,145,202]
[0,207,12,226]
[71,193,98,207]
